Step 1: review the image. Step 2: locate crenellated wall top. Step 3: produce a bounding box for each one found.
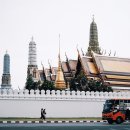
[0,89,130,100]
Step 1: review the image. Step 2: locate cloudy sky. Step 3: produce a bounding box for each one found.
[0,0,130,89]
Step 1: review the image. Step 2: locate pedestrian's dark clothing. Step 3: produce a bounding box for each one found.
[41,108,46,120]
[43,109,46,120]
[41,109,43,119]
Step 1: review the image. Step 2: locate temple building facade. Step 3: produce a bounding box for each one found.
[75,51,130,89]
[1,51,11,89]
[26,18,130,91]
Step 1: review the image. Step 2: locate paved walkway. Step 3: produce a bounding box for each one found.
[0,120,107,124]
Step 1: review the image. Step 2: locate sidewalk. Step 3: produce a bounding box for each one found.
[0,117,102,121]
[0,118,107,124]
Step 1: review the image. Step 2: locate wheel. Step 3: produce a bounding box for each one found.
[107,119,113,124]
[116,117,123,124]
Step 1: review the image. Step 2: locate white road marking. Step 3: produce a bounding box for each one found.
[19,121,24,123]
[3,121,7,123]
[11,121,15,123]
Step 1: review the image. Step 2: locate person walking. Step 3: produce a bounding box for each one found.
[41,108,44,119]
[41,108,46,120]
[43,109,46,120]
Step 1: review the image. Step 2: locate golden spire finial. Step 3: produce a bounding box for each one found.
[55,34,66,90]
[59,34,61,60]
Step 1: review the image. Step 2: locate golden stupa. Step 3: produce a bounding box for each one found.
[55,35,66,89]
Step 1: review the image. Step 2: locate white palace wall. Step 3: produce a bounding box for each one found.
[0,89,130,118]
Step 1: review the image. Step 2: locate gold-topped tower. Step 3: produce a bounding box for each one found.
[55,34,66,89]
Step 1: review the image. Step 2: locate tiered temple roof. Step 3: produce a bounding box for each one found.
[38,51,130,91]
[76,51,130,87]
[62,60,77,81]
[92,52,130,86]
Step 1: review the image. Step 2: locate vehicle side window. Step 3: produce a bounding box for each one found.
[124,100,128,103]
[115,100,119,105]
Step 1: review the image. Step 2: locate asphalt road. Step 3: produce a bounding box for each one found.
[0,122,130,130]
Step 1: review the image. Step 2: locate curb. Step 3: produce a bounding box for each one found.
[0,120,107,124]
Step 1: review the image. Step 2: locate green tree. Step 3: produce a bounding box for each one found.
[69,78,77,91]
[31,80,41,90]
[69,73,113,92]
[25,74,34,90]
[39,80,55,91]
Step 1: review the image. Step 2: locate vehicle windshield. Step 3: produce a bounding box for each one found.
[103,100,114,112]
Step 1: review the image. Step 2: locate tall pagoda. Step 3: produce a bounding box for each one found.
[87,16,101,56]
[27,37,40,82]
[1,51,11,89]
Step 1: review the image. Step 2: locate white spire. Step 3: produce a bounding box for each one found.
[28,37,37,66]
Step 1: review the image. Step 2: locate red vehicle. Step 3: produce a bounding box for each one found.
[102,99,130,124]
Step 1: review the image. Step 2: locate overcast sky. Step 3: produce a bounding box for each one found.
[0,0,130,89]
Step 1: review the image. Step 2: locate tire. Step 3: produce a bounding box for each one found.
[116,117,123,124]
[107,119,113,124]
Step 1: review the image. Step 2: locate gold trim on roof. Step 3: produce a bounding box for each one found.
[80,56,98,76]
[106,75,130,80]
[106,81,130,85]
[101,60,130,73]
[87,62,98,74]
